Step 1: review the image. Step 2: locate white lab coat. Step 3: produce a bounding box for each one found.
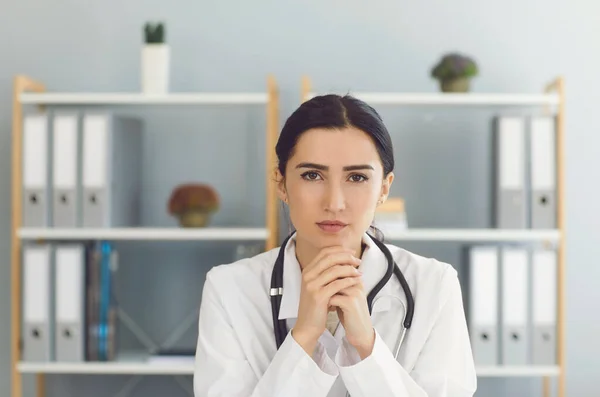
[193,232,477,397]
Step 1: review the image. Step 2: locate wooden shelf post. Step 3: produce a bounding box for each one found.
[12,75,46,397]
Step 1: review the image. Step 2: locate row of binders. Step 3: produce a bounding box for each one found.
[22,241,119,362]
[493,115,557,229]
[464,244,557,366]
[22,111,144,228]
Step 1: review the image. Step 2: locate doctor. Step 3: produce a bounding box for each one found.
[193,94,478,397]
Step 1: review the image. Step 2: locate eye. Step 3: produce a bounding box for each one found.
[301,171,322,181]
[349,174,368,183]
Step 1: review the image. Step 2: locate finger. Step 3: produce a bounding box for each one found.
[335,286,364,298]
[328,294,350,310]
[321,276,361,300]
[313,264,361,288]
[303,246,354,273]
[304,252,361,282]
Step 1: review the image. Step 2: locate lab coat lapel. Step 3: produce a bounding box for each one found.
[277,234,302,321]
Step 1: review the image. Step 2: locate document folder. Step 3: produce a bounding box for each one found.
[23,113,51,227]
[500,246,529,365]
[55,244,86,362]
[22,244,54,361]
[529,116,557,229]
[466,245,499,366]
[52,112,82,227]
[493,116,527,228]
[82,113,144,227]
[531,247,557,365]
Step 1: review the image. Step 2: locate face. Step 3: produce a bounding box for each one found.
[276,127,394,252]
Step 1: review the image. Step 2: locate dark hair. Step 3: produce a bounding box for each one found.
[276,94,394,177]
[275,94,395,242]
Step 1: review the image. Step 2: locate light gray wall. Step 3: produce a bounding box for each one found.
[2,1,599,396]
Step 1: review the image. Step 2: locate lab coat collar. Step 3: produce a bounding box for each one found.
[278,231,393,320]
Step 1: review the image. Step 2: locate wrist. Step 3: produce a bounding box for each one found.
[352,328,376,360]
[291,327,319,356]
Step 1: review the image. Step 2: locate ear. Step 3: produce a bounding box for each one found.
[378,171,395,205]
[274,167,288,204]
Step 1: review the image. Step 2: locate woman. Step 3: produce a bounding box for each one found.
[193,94,477,397]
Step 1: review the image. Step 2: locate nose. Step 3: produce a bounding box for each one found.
[324,182,346,213]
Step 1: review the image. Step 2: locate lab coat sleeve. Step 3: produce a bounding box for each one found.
[334,267,477,397]
[193,271,339,397]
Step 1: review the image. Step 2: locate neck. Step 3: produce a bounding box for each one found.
[294,234,365,270]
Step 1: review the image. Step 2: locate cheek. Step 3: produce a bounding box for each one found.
[292,184,322,209]
[347,184,380,206]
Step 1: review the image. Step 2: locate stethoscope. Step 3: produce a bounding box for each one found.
[270,232,416,366]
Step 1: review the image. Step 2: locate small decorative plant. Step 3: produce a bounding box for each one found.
[144,22,165,44]
[167,184,220,228]
[141,21,170,93]
[430,53,478,93]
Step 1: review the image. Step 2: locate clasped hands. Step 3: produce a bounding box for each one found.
[291,246,375,360]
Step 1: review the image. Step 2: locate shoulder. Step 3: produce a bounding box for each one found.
[385,242,460,309]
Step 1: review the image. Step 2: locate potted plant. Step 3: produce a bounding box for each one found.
[167,184,220,228]
[430,53,478,93]
[141,21,169,94]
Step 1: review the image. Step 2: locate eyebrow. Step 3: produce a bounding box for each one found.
[295,162,375,171]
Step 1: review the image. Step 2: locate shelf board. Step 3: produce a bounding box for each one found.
[19,92,269,105]
[476,365,560,377]
[17,227,269,241]
[16,360,559,377]
[17,355,194,375]
[307,92,560,106]
[17,227,559,242]
[381,228,560,242]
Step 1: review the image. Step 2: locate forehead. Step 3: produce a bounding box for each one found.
[291,127,380,165]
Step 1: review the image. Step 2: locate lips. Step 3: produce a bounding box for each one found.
[317,220,348,233]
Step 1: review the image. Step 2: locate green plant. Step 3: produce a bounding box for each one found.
[431,53,478,80]
[144,22,165,44]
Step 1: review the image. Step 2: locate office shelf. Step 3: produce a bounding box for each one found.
[17,353,194,375]
[305,92,560,106]
[476,366,561,377]
[19,92,269,105]
[17,227,269,241]
[10,74,281,397]
[17,361,192,375]
[382,228,561,242]
[9,73,568,397]
[16,360,560,378]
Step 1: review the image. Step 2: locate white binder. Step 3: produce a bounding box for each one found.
[531,248,557,365]
[466,245,499,366]
[82,113,144,227]
[494,116,527,228]
[22,113,50,227]
[22,244,54,361]
[500,246,529,365]
[529,116,557,229]
[52,112,82,227]
[55,244,86,362]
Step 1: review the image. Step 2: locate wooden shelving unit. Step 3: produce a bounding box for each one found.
[10,75,280,397]
[302,75,567,397]
[10,73,567,397]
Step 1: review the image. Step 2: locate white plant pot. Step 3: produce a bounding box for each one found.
[141,44,170,94]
